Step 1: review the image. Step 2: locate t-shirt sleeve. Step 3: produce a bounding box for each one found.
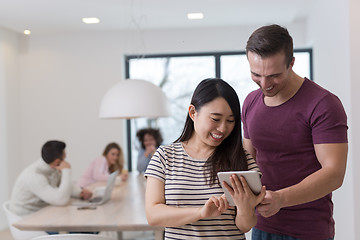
[242,90,261,140]
[311,94,348,144]
[242,94,251,139]
[144,146,166,182]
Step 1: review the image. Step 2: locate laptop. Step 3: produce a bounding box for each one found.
[72,170,119,207]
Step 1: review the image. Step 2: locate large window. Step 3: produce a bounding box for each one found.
[125,50,312,171]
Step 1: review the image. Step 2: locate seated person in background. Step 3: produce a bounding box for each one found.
[77,142,128,188]
[136,128,163,173]
[10,140,92,216]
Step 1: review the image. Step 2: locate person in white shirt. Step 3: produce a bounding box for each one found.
[10,140,92,216]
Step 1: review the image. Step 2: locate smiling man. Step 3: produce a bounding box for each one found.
[242,24,348,240]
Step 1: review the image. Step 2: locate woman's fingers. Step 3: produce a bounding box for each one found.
[215,195,229,212]
[222,180,234,195]
[231,174,245,194]
[220,194,230,210]
[239,175,252,194]
[203,196,229,217]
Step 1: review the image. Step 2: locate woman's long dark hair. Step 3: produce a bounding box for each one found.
[175,78,248,184]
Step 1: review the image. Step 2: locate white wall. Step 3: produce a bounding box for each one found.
[17,32,126,183]
[0,28,8,231]
[306,0,357,238]
[0,27,21,229]
[349,0,360,238]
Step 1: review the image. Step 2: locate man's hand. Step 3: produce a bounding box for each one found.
[256,190,283,218]
[80,188,93,200]
[144,145,156,157]
[55,160,71,171]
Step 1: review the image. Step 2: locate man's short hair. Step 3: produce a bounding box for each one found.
[246,24,294,67]
[41,140,66,164]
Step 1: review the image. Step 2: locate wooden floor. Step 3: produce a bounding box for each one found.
[0,228,156,240]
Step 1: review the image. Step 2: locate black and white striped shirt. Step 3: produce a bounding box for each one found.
[145,142,260,240]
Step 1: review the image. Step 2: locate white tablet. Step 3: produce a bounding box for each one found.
[217,170,262,206]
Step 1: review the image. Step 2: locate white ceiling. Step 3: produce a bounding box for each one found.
[0,0,314,34]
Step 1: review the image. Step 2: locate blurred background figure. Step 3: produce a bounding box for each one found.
[10,140,92,217]
[136,128,163,173]
[77,142,128,188]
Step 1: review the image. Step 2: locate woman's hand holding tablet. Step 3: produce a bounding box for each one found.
[217,170,262,206]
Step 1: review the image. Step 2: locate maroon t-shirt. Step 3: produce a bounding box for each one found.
[242,78,348,240]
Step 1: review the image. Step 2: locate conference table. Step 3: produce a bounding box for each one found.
[13,172,164,240]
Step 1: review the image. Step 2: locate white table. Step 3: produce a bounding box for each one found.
[13,173,164,240]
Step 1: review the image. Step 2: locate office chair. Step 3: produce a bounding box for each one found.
[31,233,115,240]
[2,201,47,240]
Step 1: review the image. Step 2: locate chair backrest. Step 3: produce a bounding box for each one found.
[2,201,47,240]
[32,233,115,240]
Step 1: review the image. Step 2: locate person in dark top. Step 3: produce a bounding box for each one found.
[242,24,348,240]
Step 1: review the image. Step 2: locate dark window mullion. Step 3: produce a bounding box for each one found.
[215,55,221,78]
[124,62,132,171]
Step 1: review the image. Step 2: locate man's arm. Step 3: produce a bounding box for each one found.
[30,168,73,205]
[257,143,348,217]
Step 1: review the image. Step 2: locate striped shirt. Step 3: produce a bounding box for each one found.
[145,142,260,240]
